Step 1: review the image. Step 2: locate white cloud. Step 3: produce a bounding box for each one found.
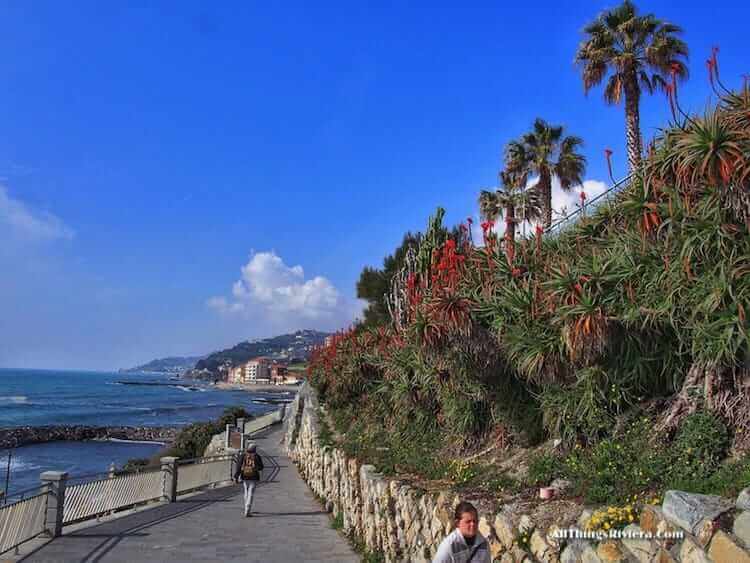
[548,178,608,223]
[208,251,360,328]
[0,185,74,242]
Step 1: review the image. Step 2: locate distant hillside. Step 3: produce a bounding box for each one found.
[122,356,204,374]
[186,329,330,380]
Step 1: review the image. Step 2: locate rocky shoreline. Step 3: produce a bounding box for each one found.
[0,425,178,449]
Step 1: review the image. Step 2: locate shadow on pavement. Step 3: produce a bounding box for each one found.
[20,485,241,563]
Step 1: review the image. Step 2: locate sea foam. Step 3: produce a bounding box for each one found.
[0,395,29,404]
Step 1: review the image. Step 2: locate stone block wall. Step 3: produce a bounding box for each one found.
[283,383,750,563]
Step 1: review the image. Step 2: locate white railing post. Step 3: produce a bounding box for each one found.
[236,417,246,433]
[160,457,178,502]
[224,424,232,449]
[40,471,68,537]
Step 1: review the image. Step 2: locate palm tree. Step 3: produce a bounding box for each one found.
[575,0,688,173]
[479,145,542,241]
[511,119,586,228]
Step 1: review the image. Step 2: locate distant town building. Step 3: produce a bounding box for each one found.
[324,336,334,347]
[229,365,244,384]
[229,357,272,384]
[244,357,272,383]
[270,363,288,385]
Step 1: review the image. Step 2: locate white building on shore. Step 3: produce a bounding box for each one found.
[228,357,272,384]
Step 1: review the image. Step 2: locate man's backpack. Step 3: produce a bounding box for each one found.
[241,453,258,479]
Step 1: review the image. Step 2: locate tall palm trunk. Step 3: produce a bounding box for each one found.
[505,202,516,241]
[624,74,643,173]
[539,168,553,228]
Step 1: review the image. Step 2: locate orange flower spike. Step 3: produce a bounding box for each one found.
[711,46,720,80]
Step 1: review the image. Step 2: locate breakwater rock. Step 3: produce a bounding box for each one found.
[0,425,178,449]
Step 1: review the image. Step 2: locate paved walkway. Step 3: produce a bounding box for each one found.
[20,426,359,562]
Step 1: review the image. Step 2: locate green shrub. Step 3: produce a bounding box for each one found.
[120,457,151,473]
[564,418,666,503]
[696,455,750,497]
[481,471,518,494]
[161,406,250,460]
[317,411,335,448]
[527,452,563,486]
[446,459,479,485]
[331,512,344,530]
[666,411,731,489]
[539,375,614,447]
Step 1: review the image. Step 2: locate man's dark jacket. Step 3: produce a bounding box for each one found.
[234,451,264,481]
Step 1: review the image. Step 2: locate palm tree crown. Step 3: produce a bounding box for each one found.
[575,0,688,172]
[510,119,586,229]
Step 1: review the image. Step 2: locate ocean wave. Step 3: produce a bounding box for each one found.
[151,404,218,415]
[101,404,152,412]
[107,438,166,445]
[0,395,30,404]
[9,458,38,472]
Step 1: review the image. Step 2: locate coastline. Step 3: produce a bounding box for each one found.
[0,377,300,450]
[212,382,301,393]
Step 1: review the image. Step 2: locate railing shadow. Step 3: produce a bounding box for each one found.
[21,484,241,562]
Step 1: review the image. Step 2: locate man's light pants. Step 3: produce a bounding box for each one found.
[243,481,257,515]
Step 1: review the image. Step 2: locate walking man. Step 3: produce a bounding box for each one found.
[234,443,264,516]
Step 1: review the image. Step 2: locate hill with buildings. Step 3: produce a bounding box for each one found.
[185,329,330,381]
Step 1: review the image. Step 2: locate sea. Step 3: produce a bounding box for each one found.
[0,368,288,496]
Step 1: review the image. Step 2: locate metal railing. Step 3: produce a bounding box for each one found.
[0,485,49,555]
[545,174,633,235]
[176,455,234,494]
[241,408,285,436]
[63,467,164,525]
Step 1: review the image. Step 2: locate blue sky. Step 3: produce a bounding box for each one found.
[1,1,748,370]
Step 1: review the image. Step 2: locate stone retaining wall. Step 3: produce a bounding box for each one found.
[0,425,177,449]
[284,383,750,563]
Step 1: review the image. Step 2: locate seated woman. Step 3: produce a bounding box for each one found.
[433,501,491,563]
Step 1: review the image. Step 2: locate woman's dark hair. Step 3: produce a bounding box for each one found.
[454,501,478,522]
